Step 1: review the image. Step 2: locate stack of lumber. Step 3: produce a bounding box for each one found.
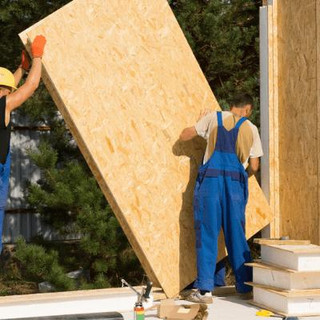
[247,239,320,317]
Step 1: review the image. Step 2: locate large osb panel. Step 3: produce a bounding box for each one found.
[318,0,320,245]
[265,0,279,238]
[276,0,319,244]
[265,0,320,243]
[20,0,273,297]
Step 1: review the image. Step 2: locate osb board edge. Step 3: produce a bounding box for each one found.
[261,243,320,253]
[267,0,280,238]
[247,261,320,274]
[19,31,161,290]
[277,0,318,242]
[317,0,320,245]
[271,0,279,239]
[245,262,296,273]
[0,287,137,304]
[247,282,320,297]
[254,239,311,245]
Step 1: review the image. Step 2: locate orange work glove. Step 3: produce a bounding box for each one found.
[20,50,30,71]
[31,35,47,58]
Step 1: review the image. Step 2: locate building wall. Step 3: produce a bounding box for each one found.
[265,0,320,243]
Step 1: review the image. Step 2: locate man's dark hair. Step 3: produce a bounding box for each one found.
[230,94,254,109]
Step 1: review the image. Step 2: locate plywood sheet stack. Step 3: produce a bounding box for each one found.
[247,239,320,317]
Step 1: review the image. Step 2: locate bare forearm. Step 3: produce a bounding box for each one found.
[6,58,43,112]
[248,157,259,177]
[25,58,42,90]
[13,67,25,86]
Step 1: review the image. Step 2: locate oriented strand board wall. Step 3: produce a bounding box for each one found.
[265,0,279,238]
[268,0,319,243]
[20,0,273,297]
[318,0,320,245]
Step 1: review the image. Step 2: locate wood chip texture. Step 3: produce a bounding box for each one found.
[20,0,273,297]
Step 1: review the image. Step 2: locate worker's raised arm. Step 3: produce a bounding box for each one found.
[180,110,213,141]
[13,67,25,87]
[6,35,46,113]
[179,126,198,141]
[13,51,30,86]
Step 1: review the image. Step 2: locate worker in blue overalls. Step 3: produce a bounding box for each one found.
[179,94,263,303]
[0,35,46,255]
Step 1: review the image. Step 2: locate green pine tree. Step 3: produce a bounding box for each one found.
[170,0,261,125]
[0,0,143,291]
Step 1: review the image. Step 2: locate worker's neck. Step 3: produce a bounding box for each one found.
[230,107,246,118]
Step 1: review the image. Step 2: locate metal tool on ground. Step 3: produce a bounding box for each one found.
[120,278,153,302]
[121,278,153,319]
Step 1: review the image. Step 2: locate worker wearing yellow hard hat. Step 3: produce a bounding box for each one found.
[0,35,47,254]
[0,68,17,91]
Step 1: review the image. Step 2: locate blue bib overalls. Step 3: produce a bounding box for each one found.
[193,111,252,293]
[0,151,10,253]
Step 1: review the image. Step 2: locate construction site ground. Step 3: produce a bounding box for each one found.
[121,295,320,320]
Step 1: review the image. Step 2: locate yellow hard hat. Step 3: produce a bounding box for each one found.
[0,67,17,90]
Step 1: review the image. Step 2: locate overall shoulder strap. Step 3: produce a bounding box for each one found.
[217,111,223,127]
[235,116,247,129]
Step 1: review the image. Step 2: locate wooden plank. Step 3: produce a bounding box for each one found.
[247,282,320,297]
[248,261,320,275]
[246,262,296,272]
[266,0,274,236]
[317,0,320,246]
[267,0,279,238]
[252,259,298,272]
[261,244,320,254]
[0,287,134,304]
[260,244,320,271]
[277,0,318,243]
[0,287,137,319]
[19,0,273,297]
[247,282,292,294]
[254,258,320,273]
[254,238,311,245]
[271,0,280,239]
[252,286,320,316]
[249,262,320,290]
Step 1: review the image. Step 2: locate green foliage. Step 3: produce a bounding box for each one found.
[15,237,76,291]
[0,0,72,70]
[27,142,104,232]
[170,0,261,125]
[24,141,143,287]
[0,0,143,291]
